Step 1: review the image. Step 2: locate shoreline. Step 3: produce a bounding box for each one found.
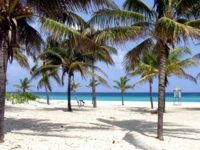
[9,99,200,108]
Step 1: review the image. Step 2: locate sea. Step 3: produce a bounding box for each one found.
[32,92,200,102]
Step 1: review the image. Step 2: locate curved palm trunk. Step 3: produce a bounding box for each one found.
[44,84,50,105]
[149,79,153,109]
[157,46,168,141]
[67,73,72,112]
[0,35,8,142]
[92,62,97,108]
[73,90,79,105]
[121,92,124,105]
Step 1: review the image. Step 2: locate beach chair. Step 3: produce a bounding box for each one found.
[79,100,85,106]
[76,99,85,106]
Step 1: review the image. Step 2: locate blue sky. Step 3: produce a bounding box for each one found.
[6,0,200,93]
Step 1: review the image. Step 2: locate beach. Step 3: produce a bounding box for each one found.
[2,99,200,150]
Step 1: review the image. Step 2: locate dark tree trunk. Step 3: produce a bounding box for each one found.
[92,62,97,108]
[149,79,153,109]
[163,92,166,113]
[157,46,168,141]
[67,73,72,112]
[44,84,50,105]
[121,92,124,105]
[0,35,8,143]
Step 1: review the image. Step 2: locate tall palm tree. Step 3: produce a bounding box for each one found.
[113,76,133,105]
[71,82,81,105]
[31,62,60,105]
[125,49,158,109]
[125,46,197,109]
[0,0,118,143]
[38,37,108,111]
[88,0,200,140]
[83,26,118,108]
[86,79,101,104]
[13,77,34,92]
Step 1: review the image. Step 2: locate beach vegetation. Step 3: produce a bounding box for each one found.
[6,92,40,104]
[88,0,200,140]
[13,78,34,93]
[113,76,133,105]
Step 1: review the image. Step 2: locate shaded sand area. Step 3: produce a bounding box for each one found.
[2,100,200,150]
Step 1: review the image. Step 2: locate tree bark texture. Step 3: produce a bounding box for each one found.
[121,92,124,105]
[0,34,8,143]
[157,47,168,141]
[44,84,50,105]
[67,73,72,112]
[149,80,153,109]
[92,63,97,108]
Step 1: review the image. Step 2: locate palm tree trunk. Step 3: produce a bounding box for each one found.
[0,35,8,143]
[121,92,124,105]
[73,91,79,105]
[157,46,168,141]
[44,84,50,105]
[92,62,97,108]
[149,79,153,109]
[67,73,72,112]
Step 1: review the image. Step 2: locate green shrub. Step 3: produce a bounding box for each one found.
[6,92,41,104]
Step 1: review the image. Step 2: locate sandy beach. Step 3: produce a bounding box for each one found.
[1,99,200,150]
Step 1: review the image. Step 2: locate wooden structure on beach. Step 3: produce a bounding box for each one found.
[173,87,182,105]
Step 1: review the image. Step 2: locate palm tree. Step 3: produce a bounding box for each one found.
[82,26,118,108]
[71,82,81,105]
[13,77,34,92]
[113,76,133,105]
[86,79,101,104]
[86,79,101,88]
[88,0,200,140]
[125,46,197,109]
[125,49,158,109]
[0,0,118,143]
[38,37,108,111]
[31,62,60,105]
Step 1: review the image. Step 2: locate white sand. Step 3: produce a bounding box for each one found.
[1,99,200,150]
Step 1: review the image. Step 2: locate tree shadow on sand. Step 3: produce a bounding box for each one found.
[97,117,200,150]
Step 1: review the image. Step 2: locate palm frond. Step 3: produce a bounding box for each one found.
[156,17,200,44]
[89,9,145,29]
[123,0,154,18]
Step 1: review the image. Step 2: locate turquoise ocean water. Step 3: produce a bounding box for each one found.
[33,92,200,102]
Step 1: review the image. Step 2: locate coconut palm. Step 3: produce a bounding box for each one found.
[84,27,117,108]
[88,0,200,140]
[125,49,158,109]
[38,37,108,111]
[125,46,197,109]
[13,77,34,92]
[86,79,101,104]
[31,61,60,105]
[113,76,133,105]
[71,82,81,105]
